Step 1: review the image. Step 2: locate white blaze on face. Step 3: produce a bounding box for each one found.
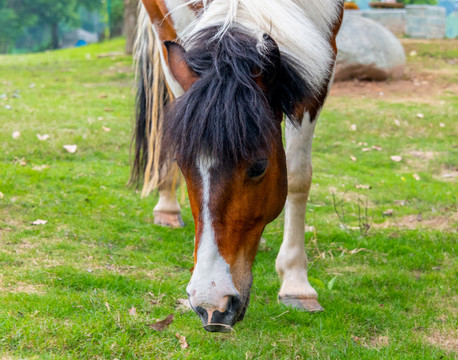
[186,156,239,311]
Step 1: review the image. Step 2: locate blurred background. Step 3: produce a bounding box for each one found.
[0,0,137,54]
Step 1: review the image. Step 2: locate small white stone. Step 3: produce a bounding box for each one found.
[31,219,48,225]
[37,134,50,141]
[63,145,77,153]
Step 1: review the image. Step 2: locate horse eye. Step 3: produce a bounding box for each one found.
[247,160,268,178]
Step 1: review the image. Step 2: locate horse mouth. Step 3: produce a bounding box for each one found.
[203,323,234,333]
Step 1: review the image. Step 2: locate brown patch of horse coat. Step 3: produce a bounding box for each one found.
[142,0,178,65]
[142,0,177,41]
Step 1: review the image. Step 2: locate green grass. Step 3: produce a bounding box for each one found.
[0,38,457,359]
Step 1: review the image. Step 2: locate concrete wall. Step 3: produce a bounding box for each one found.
[406,5,447,39]
[346,5,448,39]
[360,9,406,36]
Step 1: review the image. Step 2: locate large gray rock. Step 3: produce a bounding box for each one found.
[335,14,406,81]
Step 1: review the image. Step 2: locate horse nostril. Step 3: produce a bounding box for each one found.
[195,306,209,325]
[226,295,241,313]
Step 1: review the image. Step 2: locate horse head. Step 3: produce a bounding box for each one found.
[162,27,310,331]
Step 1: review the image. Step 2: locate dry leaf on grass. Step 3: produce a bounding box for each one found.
[383,209,394,216]
[32,165,49,171]
[355,184,371,189]
[0,191,4,199]
[98,94,107,98]
[361,148,371,152]
[14,157,27,166]
[175,333,189,349]
[176,298,192,311]
[149,314,174,332]
[416,113,424,119]
[37,134,49,141]
[372,145,382,151]
[128,306,137,317]
[350,155,357,162]
[31,219,47,225]
[105,302,111,312]
[63,145,77,153]
[390,155,402,162]
[12,131,20,139]
[102,126,111,132]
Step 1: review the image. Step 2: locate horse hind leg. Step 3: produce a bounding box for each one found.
[275,116,323,313]
[153,162,185,228]
[133,9,185,229]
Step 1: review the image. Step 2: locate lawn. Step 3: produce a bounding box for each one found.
[0,38,457,359]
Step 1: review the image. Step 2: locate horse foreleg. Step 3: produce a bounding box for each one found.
[153,162,184,228]
[275,116,322,312]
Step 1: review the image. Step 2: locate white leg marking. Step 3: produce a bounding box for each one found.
[276,113,318,299]
[154,188,181,214]
[186,157,238,311]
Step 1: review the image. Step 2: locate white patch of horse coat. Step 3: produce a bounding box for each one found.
[186,156,239,311]
[163,0,197,38]
[276,112,319,299]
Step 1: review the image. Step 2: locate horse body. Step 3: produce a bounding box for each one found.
[134,0,344,332]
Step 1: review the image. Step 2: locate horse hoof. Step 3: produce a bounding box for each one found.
[278,295,324,313]
[153,212,185,228]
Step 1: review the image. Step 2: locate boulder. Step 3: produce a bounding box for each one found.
[335,13,406,81]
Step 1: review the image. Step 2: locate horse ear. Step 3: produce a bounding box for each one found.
[164,41,199,92]
[261,33,281,87]
[262,34,313,125]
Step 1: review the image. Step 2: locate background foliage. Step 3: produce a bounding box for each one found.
[0,0,125,53]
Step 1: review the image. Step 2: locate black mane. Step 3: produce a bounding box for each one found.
[163,26,313,167]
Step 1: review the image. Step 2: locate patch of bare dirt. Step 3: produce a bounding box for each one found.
[407,150,438,161]
[327,187,375,208]
[435,166,458,183]
[367,335,390,349]
[352,335,390,350]
[331,41,458,103]
[0,277,45,295]
[375,212,458,231]
[330,78,457,104]
[424,329,458,353]
[402,150,443,171]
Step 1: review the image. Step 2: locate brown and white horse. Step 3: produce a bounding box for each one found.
[131,0,344,332]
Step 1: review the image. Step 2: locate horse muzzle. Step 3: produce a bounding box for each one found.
[191,295,245,333]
